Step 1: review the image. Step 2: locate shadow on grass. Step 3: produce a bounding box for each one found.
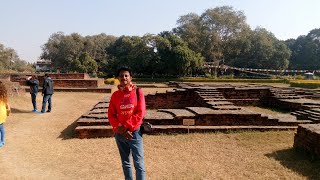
[265,148,320,179]
[58,118,79,140]
[11,108,33,114]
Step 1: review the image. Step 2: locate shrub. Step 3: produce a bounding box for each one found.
[289,80,320,89]
[105,78,119,85]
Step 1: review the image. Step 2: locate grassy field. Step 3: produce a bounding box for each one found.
[0,89,319,179]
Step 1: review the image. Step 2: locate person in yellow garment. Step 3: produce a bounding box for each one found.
[0,81,11,147]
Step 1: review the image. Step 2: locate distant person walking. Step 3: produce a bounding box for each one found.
[0,81,11,147]
[26,75,39,112]
[108,67,146,180]
[41,74,54,113]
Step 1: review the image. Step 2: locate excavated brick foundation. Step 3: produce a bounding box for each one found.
[9,73,111,93]
[294,124,320,159]
[75,82,320,139]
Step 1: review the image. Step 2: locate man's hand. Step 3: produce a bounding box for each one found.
[115,125,126,134]
[123,131,133,140]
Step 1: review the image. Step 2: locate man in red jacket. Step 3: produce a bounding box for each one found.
[108,67,146,180]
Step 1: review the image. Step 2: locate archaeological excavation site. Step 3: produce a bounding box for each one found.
[74,81,320,158]
[2,72,319,159]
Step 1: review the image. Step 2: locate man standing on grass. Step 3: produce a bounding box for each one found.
[108,67,146,180]
[40,74,54,113]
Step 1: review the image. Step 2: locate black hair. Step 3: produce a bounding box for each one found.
[116,67,132,77]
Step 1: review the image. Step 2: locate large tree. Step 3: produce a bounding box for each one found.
[0,43,34,72]
[230,28,290,69]
[156,32,204,76]
[175,6,251,66]
[106,33,204,77]
[41,32,84,72]
[106,35,150,75]
[41,32,116,73]
[83,33,117,74]
[287,28,320,70]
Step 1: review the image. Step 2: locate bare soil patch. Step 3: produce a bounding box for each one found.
[0,89,319,179]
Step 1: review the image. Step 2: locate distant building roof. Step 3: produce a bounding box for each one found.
[36,59,52,64]
[36,59,52,72]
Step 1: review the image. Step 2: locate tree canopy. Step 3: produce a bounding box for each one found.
[37,6,320,77]
[286,28,320,70]
[41,32,116,74]
[106,33,204,77]
[0,43,35,73]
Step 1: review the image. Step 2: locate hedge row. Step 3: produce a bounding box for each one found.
[106,77,287,84]
[289,80,320,89]
[105,77,320,89]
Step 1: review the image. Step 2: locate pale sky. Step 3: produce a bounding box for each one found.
[1,0,319,62]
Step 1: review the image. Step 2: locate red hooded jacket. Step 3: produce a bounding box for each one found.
[108,87,146,132]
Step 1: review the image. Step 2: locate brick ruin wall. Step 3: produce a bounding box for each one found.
[37,73,90,82]
[294,124,320,158]
[0,74,11,81]
[44,73,90,79]
[145,90,200,109]
[145,88,275,109]
[262,97,304,111]
[220,88,270,106]
[196,113,278,126]
[52,79,105,88]
[0,79,24,97]
[9,73,105,88]
[220,87,305,110]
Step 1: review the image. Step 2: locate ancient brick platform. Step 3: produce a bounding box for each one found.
[41,73,90,80]
[8,73,111,93]
[0,79,25,96]
[75,82,320,138]
[294,124,320,158]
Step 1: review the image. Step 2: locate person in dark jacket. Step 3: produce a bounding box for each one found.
[26,75,39,112]
[41,74,54,113]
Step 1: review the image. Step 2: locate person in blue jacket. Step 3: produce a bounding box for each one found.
[41,74,54,113]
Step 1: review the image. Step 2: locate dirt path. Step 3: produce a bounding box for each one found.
[0,92,125,179]
[0,90,316,179]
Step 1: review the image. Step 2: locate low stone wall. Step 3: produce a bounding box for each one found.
[9,74,28,86]
[262,97,304,111]
[0,74,11,81]
[37,73,90,84]
[0,80,25,96]
[294,124,320,158]
[145,87,269,109]
[145,89,199,109]
[53,79,105,88]
[9,73,105,89]
[45,73,90,80]
[228,99,261,106]
[220,88,270,99]
[199,113,278,126]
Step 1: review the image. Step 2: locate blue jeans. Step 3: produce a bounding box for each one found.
[41,94,52,113]
[31,93,37,110]
[115,128,146,180]
[0,123,5,144]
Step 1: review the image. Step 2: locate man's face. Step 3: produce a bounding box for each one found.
[118,70,132,86]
